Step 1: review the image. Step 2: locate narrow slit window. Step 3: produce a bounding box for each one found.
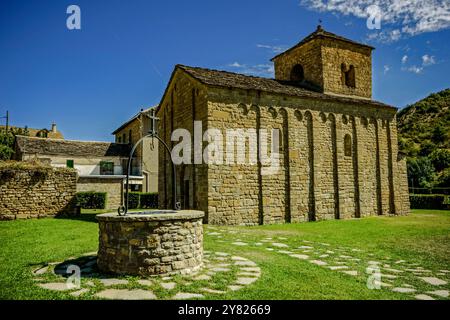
[344,134,352,156]
[341,63,356,88]
[290,64,305,82]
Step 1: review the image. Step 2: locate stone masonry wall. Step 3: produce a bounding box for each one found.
[76,176,123,211]
[157,70,209,217]
[205,86,410,225]
[97,211,204,276]
[320,38,372,99]
[0,164,77,220]
[273,38,323,88]
[157,71,410,226]
[273,37,372,99]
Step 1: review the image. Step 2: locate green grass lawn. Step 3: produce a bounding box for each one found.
[0,210,449,300]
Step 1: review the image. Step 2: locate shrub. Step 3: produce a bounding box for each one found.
[443,196,450,210]
[76,192,107,209]
[124,192,159,209]
[140,193,158,209]
[127,192,140,209]
[409,194,446,210]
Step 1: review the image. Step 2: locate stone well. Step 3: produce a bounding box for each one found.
[96,210,204,276]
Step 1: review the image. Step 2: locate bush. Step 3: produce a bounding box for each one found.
[127,192,140,209]
[76,192,107,209]
[409,194,447,210]
[125,192,159,209]
[140,193,158,209]
[443,196,450,210]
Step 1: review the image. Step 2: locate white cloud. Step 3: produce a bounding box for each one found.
[256,44,288,54]
[401,55,408,64]
[401,53,436,74]
[229,62,244,68]
[300,0,450,41]
[226,62,275,77]
[422,54,436,66]
[404,65,424,74]
[383,65,390,74]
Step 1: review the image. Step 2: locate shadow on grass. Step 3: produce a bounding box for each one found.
[55,213,98,223]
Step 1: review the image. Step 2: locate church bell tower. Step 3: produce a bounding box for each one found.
[271,25,374,99]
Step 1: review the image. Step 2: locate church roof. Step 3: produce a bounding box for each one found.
[271,25,374,61]
[15,135,131,158]
[175,65,394,109]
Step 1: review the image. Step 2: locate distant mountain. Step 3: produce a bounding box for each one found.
[397,88,450,189]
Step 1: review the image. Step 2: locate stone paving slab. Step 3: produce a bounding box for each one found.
[137,280,153,286]
[271,243,289,248]
[228,285,243,291]
[38,283,71,291]
[392,287,416,293]
[33,266,49,275]
[415,294,435,300]
[235,277,258,285]
[95,289,157,300]
[201,288,226,295]
[99,279,129,286]
[172,293,204,300]
[310,260,327,266]
[71,288,89,297]
[419,277,447,286]
[427,290,449,298]
[289,254,309,260]
[160,282,176,290]
[32,251,262,300]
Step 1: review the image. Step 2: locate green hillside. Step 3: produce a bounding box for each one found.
[397,88,450,190]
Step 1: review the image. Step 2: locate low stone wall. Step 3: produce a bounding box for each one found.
[77,176,123,210]
[0,162,77,220]
[97,211,204,276]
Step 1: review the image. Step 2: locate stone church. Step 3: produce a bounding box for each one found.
[156,26,410,225]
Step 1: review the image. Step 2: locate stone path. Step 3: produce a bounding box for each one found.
[204,229,450,300]
[32,251,261,300]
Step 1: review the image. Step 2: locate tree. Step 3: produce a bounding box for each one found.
[0,131,15,160]
[430,149,450,172]
[0,127,29,160]
[0,144,14,160]
[419,140,435,157]
[436,168,450,188]
[432,125,447,144]
[407,157,436,189]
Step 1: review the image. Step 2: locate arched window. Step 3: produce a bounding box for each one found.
[344,134,352,156]
[341,63,356,88]
[290,64,305,82]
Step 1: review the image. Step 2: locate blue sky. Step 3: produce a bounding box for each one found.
[1,0,449,141]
